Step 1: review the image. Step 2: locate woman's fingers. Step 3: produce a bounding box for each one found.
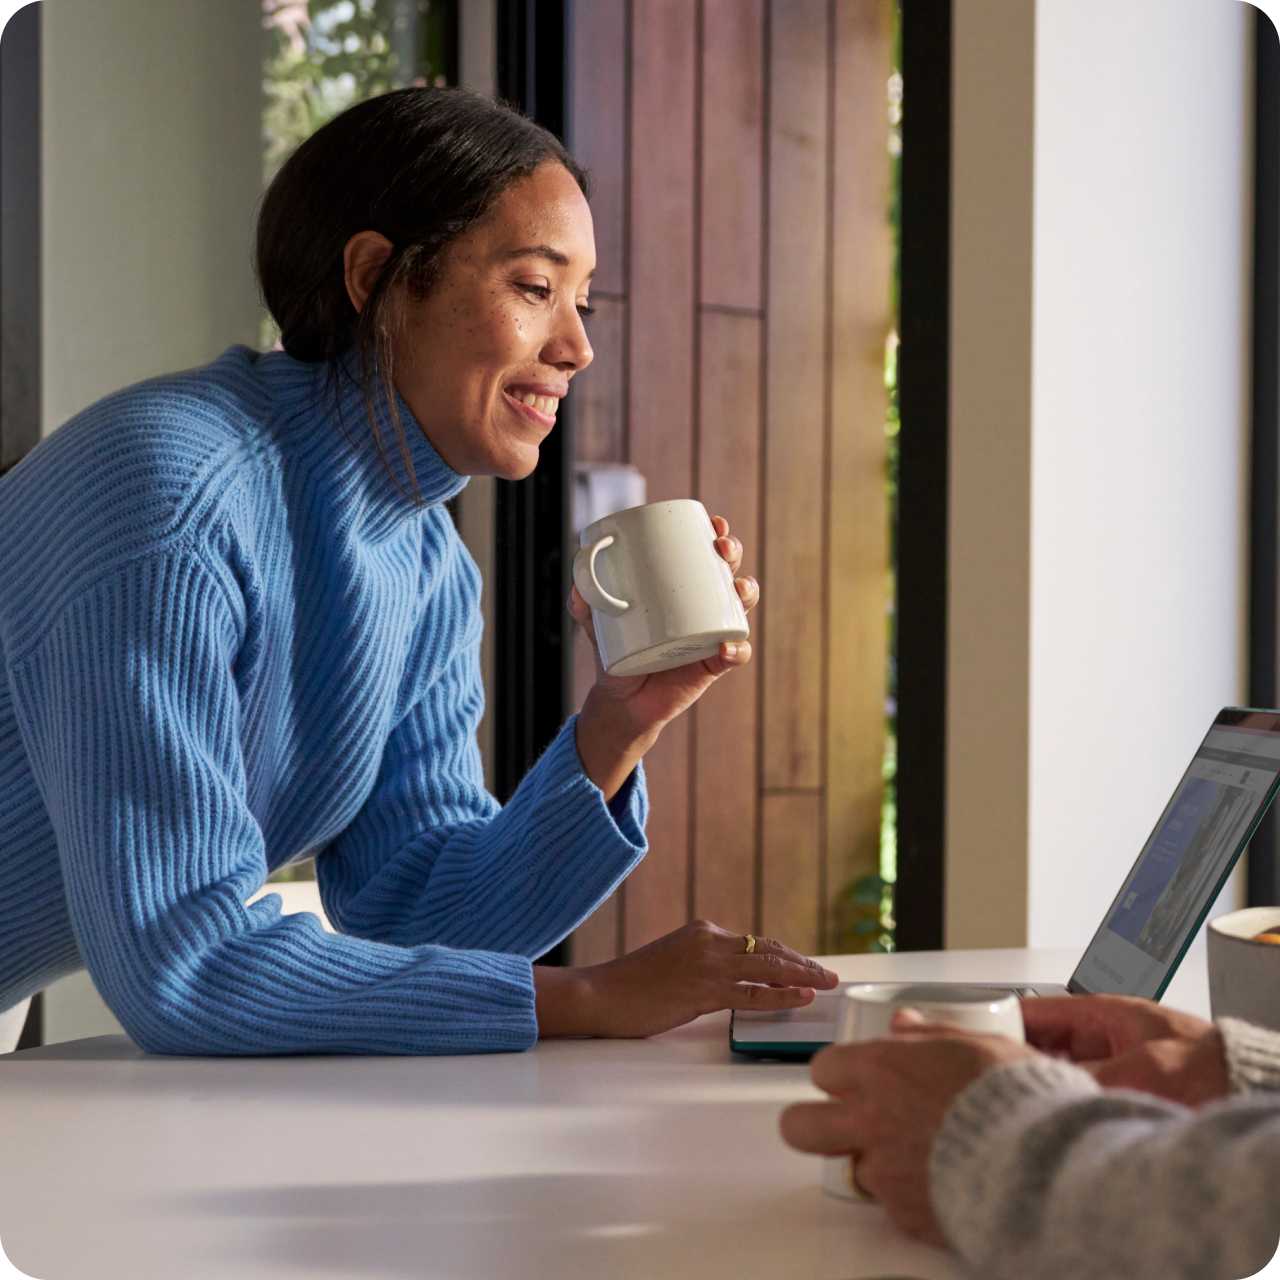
[724,983,816,1011]
[715,535,744,577]
[567,583,592,628]
[710,515,745,577]
[738,934,840,987]
[709,639,753,671]
[736,953,837,989]
[734,575,760,613]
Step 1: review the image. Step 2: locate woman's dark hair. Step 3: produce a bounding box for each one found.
[255,87,589,500]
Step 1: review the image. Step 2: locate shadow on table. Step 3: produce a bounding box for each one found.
[160,1173,950,1280]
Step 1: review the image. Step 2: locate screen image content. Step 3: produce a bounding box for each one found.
[1107,776,1257,963]
[1105,726,1280,966]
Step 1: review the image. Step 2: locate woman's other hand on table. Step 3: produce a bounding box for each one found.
[571,513,759,800]
[1021,994,1228,1105]
[534,919,837,1039]
[779,1011,1039,1245]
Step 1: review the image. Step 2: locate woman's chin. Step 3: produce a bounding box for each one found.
[495,445,541,481]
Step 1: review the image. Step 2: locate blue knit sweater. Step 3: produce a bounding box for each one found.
[0,346,648,1054]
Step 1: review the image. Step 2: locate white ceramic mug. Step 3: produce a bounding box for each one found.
[822,983,1026,1200]
[1208,907,1280,1032]
[572,499,750,677]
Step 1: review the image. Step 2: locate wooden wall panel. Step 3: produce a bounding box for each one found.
[619,0,698,948]
[700,0,765,312]
[573,296,626,464]
[568,0,893,963]
[762,0,829,792]
[570,0,627,294]
[761,793,821,953]
[825,0,894,945]
[628,0,696,503]
[693,311,761,931]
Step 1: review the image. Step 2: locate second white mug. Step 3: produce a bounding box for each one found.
[821,983,1026,1200]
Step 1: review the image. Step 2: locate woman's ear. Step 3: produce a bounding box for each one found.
[343,231,395,314]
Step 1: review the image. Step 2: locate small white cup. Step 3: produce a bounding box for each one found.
[822,983,1026,1200]
[573,499,750,676]
[1208,907,1280,1032]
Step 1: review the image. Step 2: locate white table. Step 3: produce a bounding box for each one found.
[0,947,1212,1280]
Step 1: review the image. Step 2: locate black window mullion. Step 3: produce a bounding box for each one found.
[894,0,951,952]
[492,2,574,962]
[1249,10,1280,908]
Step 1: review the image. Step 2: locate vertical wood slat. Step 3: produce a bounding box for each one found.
[761,793,821,953]
[620,0,698,948]
[570,0,627,294]
[700,0,765,311]
[693,311,761,931]
[574,296,626,464]
[762,0,829,795]
[566,0,629,965]
[825,0,894,947]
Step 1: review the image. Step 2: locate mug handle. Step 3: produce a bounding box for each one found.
[572,535,630,616]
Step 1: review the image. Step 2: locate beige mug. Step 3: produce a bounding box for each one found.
[1208,907,1280,1032]
[573,499,750,677]
[822,983,1026,1200]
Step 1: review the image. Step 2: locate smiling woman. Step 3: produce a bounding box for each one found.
[339,163,596,480]
[0,86,829,1057]
[256,88,593,491]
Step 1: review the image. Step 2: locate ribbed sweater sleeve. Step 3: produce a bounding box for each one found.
[8,546,540,1055]
[315,704,647,955]
[1219,1016,1280,1094]
[311,510,648,954]
[929,1059,1280,1280]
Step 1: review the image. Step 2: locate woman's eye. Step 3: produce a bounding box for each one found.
[577,303,595,319]
[518,283,551,301]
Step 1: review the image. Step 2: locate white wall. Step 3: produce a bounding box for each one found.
[1027,0,1253,947]
[38,0,263,1041]
[41,0,262,434]
[948,0,1254,953]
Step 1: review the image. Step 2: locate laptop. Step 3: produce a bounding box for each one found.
[731,706,1280,1058]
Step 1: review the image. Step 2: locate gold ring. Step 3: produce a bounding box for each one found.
[744,933,757,954]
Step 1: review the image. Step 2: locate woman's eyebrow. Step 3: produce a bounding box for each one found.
[499,244,596,279]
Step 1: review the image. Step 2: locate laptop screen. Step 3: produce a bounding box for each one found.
[1071,708,1280,999]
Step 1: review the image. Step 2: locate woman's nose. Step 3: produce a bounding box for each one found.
[543,310,593,373]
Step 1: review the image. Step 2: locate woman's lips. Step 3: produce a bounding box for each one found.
[503,389,557,429]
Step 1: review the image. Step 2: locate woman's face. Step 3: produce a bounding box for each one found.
[392,161,596,480]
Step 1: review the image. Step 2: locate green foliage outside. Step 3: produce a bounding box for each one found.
[258,0,450,351]
[833,2,902,955]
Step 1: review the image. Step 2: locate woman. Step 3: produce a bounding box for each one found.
[781,994,1280,1280]
[0,87,836,1055]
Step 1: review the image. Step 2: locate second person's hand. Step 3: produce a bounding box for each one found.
[1021,994,1228,1105]
[534,919,839,1039]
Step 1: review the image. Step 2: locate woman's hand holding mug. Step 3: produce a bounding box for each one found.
[571,505,760,800]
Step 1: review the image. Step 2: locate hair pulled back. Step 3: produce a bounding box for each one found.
[255,87,588,499]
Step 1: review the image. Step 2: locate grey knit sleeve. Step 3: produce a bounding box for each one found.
[1218,1017,1280,1094]
[930,1057,1280,1280]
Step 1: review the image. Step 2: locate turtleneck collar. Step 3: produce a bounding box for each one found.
[253,346,470,538]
